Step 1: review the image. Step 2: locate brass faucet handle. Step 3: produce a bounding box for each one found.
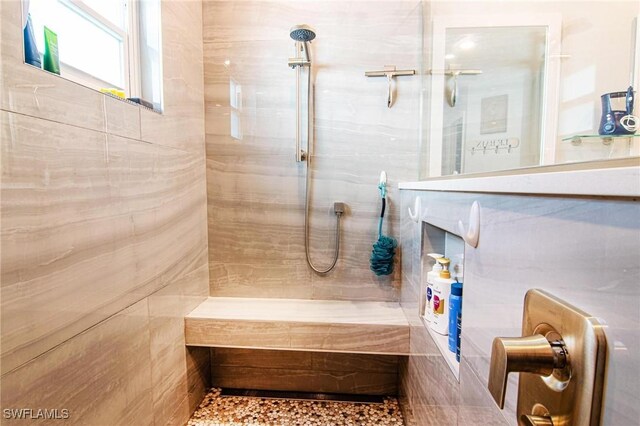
[488,334,567,409]
[521,414,554,426]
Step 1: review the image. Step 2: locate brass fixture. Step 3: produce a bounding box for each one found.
[488,289,607,426]
[522,414,554,426]
[489,333,568,408]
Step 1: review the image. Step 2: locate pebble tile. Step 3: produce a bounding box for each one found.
[188,388,405,426]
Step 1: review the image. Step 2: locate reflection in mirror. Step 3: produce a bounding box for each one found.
[423,1,640,178]
[439,26,547,175]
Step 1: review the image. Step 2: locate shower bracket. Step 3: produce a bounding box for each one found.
[288,57,310,68]
[365,65,416,108]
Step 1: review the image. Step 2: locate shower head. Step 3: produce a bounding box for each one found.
[289,24,316,42]
[289,25,316,65]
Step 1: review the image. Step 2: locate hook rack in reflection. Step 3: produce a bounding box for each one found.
[469,138,520,155]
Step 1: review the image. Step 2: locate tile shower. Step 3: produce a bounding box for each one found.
[203,0,423,301]
[1,1,639,426]
[1,0,210,423]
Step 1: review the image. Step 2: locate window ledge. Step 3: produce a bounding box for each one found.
[24,62,163,114]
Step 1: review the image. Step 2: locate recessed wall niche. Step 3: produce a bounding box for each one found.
[419,222,465,380]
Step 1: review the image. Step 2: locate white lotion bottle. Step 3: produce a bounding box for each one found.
[430,257,455,335]
[424,253,443,322]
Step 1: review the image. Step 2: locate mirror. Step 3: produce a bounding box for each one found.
[422,1,640,178]
[431,24,551,176]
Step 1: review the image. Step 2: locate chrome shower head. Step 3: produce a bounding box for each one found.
[289,24,316,42]
[289,25,316,65]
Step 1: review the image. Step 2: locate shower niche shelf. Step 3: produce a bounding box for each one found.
[419,222,465,381]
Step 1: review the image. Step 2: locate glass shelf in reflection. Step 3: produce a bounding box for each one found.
[562,134,639,146]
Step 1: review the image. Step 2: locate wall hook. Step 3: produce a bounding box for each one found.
[457,201,480,248]
[408,197,421,223]
[365,65,415,108]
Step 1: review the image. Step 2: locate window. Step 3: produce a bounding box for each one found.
[24,0,163,110]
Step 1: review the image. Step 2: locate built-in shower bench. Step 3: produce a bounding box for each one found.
[184,297,409,355]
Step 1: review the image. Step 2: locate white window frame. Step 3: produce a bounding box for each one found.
[34,0,142,97]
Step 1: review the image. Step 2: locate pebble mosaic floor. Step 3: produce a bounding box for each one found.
[188,388,405,426]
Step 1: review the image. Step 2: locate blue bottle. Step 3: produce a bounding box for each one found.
[23,14,41,68]
[448,282,463,353]
[456,312,461,362]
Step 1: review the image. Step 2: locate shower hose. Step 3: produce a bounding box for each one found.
[302,65,341,275]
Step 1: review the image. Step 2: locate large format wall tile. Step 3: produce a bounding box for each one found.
[105,95,141,140]
[140,0,206,153]
[148,259,210,424]
[1,0,209,422]
[211,348,399,395]
[212,364,397,396]
[398,189,640,426]
[1,112,208,374]
[0,300,154,425]
[203,0,422,301]
[457,359,507,425]
[186,318,409,354]
[1,111,109,372]
[209,262,313,299]
[203,1,423,45]
[206,154,311,297]
[206,154,304,206]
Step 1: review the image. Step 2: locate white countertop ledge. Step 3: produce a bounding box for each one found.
[399,166,640,197]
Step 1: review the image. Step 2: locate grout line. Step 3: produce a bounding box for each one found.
[0,107,194,156]
[0,258,206,378]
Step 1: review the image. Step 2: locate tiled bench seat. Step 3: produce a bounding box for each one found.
[184,297,409,355]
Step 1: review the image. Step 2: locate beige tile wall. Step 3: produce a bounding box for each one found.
[398,187,640,425]
[397,190,508,425]
[211,348,399,396]
[202,0,423,301]
[0,0,210,423]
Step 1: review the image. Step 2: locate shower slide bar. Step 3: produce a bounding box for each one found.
[288,45,311,163]
[288,24,343,275]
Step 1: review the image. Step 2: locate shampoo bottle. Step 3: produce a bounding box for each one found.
[23,14,41,68]
[448,282,462,352]
[43,26,60,75]
[430,258,454,335]
[424,253,443,322]
[456,312,462,362]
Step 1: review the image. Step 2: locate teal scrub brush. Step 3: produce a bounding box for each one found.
[370,171,397,276]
